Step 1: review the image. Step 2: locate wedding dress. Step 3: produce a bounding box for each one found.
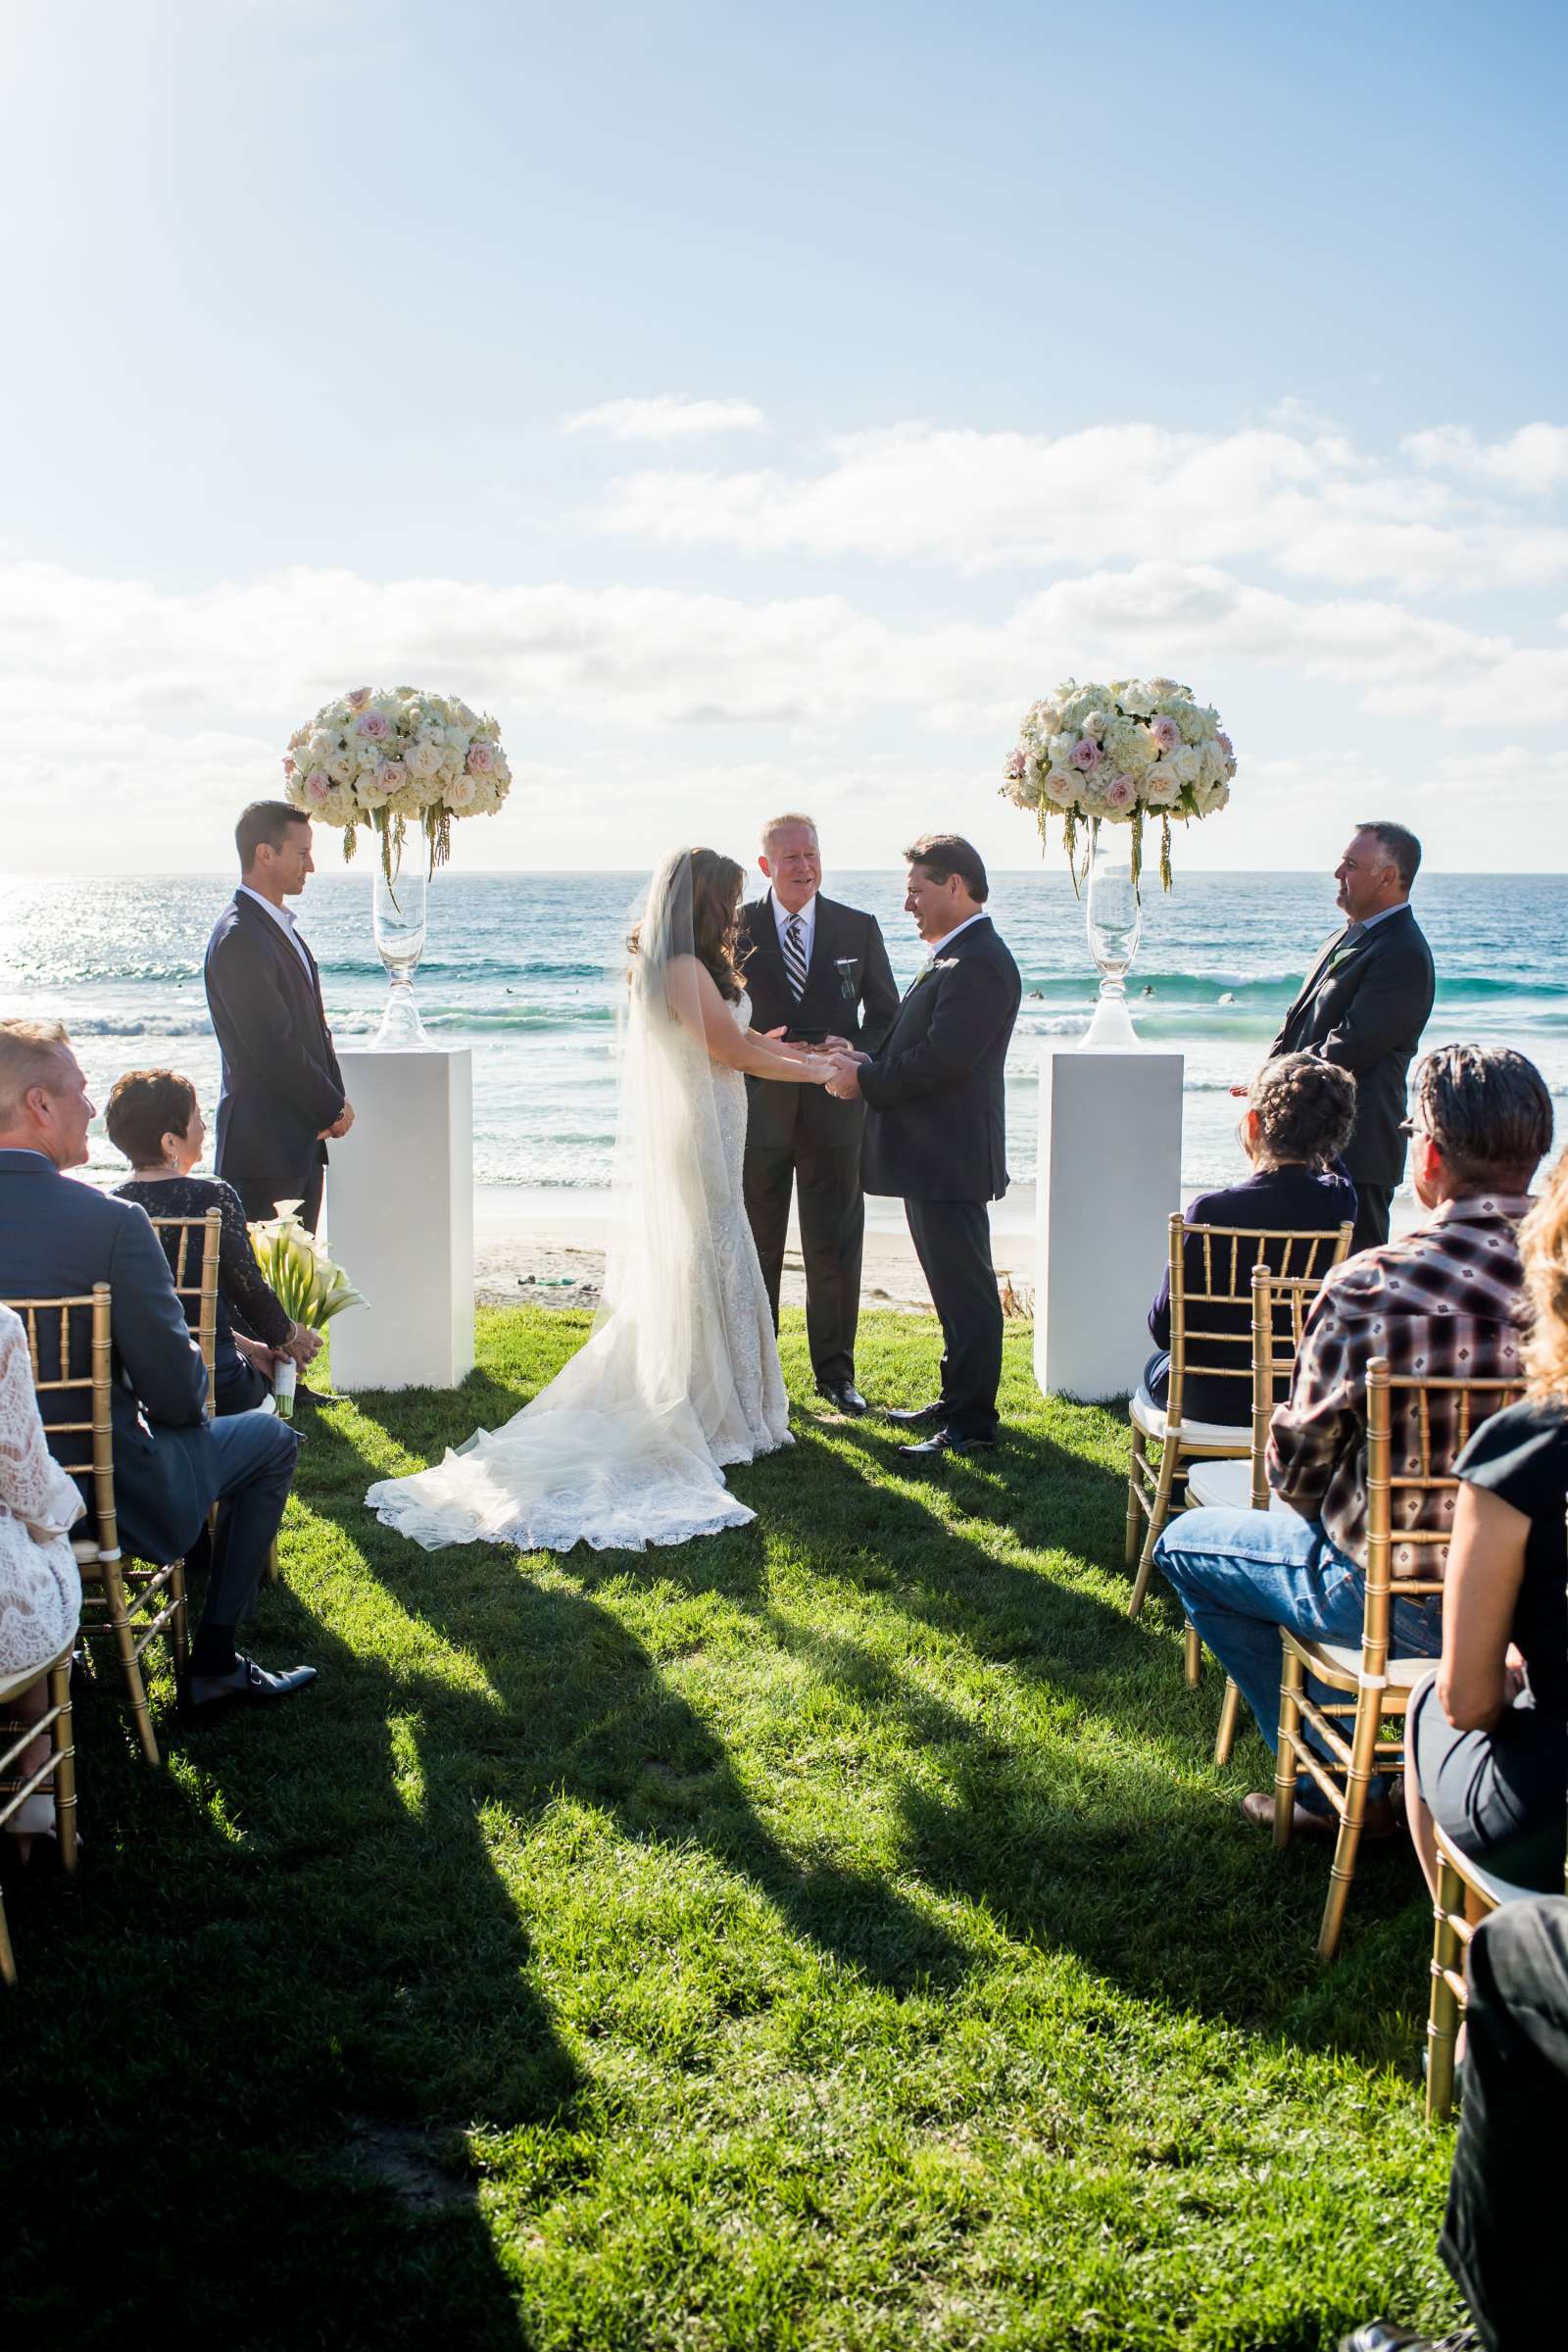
[366,852,791,1553]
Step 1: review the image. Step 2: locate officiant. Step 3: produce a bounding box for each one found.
[738,814,899,1415]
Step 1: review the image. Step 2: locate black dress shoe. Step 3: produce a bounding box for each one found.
[882,1400,947,1427]
[897,1431,998,1461]
[816,1382,868,1415]
[181,1654,318,1724]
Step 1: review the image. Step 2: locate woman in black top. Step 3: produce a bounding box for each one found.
[1406,1144,1568,1896]
[1143,1052,1358,1425]
[106,1069,320,1415]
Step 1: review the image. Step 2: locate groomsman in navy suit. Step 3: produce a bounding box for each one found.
[204,802,353,1235]
[1270,819,1434,1254]
[737,813,900,1415]
[828,835,1021,1458]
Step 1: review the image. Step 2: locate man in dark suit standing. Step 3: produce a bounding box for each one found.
[0,1019,315,1720]
[204,801,353,1235]
[827,835,1021,1459]
[736,813,900,1415]
[1270,819,1435,1254]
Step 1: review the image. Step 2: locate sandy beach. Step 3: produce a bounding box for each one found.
[473,1184,1040,1316]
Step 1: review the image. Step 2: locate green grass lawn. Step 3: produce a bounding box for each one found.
[4,1310,1464,2351]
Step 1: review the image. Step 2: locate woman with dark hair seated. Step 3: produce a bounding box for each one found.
[1405,1144,1568,1900]
[107,1069,320,1415]
[1144,1051,1358,1425]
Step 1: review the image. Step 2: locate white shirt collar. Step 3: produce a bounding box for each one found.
[238,884,314,972]
[771,890,816,952]
[925,909,987,958]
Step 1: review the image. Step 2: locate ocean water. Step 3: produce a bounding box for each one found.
[2,870,1564,1207]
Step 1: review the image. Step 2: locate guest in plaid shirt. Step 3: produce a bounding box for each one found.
[1154,1045,1553,1841]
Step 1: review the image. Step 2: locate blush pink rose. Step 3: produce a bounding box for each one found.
[347,687,371,710]
[304,769,332,803]
[1103,773,1137,811]
[1069,736,1102,771]
[376,760,406,791]
[1216,730,1233,756]
[281,756,295,776]
[1152,715,1182,753]
[466,743,494,773]
[357,710,391,739]
[1005,747,1027,781]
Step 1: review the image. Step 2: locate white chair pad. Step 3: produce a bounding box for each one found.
[1129,1384,1252,1450]
[1289,1640,1433,1690]
[70,1538,101,1564]
[1184,1461,1300,1518]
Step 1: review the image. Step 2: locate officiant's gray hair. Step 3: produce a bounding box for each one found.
[760,811,818,848]
[0,1018,73,1124]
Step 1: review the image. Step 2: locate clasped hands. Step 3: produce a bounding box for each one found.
[765,1029,869,1101]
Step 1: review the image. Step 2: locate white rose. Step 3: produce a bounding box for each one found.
[1200,739,1228,786]
[406,738,441,779]
[1044,767,1079,808]
[1082,707,1112,738]
[1143,764,1182,808]
[1118,683,1155,717]
[1047,731,1077,767]
[1169,744,1202,787]
[327,754,356,786]
[446,774,478,809]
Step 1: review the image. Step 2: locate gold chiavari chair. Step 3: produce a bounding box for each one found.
[1126,1216,1353,1666]
[4,1285,186,1767]
[0,1640,77,1987]
[1186,1263,1336,1759]
[1275,1357,1524,1963]
[148,1210,221,1416]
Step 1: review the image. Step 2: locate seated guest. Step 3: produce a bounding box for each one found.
[1144,1052,1357,1424]
[106,1068,321,1415]
[1404,1143,1568,1898]
[1154,1044,1553,1838]
[1337,1895,1568,2352]
[0,1298,84,1857]
[0,1019,316,1720]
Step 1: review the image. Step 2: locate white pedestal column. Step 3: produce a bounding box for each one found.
[1034,1043,1184,1402]
[327,1048,474,1394]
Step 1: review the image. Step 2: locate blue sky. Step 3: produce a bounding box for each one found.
[4,0,1567,873]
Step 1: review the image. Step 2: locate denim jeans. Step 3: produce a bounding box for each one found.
[1152,1505,1443,1806]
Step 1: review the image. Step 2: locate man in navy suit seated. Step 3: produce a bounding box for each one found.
[204,801,354,1235]
[0,1020,316,1721]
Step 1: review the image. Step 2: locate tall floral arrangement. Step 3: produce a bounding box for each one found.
[282,686,511,876]
[1001,677,1235,889]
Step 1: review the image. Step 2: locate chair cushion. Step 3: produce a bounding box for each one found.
[1185,1461,1300,1517]
[70,1537,101,1565]
[1129,1384,1252,1450]
[1434,1829,1539,1911]
[1288,1639,1433,1690]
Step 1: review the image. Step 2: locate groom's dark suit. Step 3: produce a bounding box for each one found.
[204,889,346,1233]
[737,891,900,1390]
[859,914,1021,1442]
[1270,900,1434,1253]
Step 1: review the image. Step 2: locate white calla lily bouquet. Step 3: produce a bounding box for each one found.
[247,1203,367,1415]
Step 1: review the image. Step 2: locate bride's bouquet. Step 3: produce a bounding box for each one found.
[282,686,512,875]
[1001,676,1235,888]
[247,1203,368,1418]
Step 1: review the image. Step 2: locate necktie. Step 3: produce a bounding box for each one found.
[783,915,808,1001]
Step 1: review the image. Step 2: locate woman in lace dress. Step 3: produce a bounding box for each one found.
[0,1302,84,1847]
[367,849,854,1553]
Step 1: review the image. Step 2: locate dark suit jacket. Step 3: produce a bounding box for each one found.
[1146,1163,1358,1424]
[858,916,1022,1200]
[204,889,345,1200]
[736,891,900,1152]
[1270,904,1435,1187]
[0,1151,217,1564]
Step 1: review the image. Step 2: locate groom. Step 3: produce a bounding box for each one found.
[827,835,1021,1459]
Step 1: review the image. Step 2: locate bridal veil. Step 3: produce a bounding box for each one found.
[365,849,789,1553]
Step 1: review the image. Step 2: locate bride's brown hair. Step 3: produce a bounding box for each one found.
[629,848,746,1004]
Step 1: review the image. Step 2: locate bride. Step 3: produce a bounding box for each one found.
[366,848,853,1553]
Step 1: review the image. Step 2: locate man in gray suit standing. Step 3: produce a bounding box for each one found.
[1270,820,1435,1253]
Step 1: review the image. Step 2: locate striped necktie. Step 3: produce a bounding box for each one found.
[782,915,808,1001]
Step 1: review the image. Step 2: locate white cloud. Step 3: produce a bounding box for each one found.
[594,419,1568,592]
[562,395,765,441]
[1402,422,1568,495]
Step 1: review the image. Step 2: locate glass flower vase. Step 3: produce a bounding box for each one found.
[1080,817,1143,1051]
[371,852,430,1050]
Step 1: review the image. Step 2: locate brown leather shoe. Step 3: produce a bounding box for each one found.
[1240,1789,1397,1841]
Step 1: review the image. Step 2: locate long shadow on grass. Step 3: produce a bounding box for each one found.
[709,1412,1431,2034]
[3,1574,545,2349]
[311,1392,972,1998]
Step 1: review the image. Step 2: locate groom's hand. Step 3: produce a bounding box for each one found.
[825,1054,865,1101]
